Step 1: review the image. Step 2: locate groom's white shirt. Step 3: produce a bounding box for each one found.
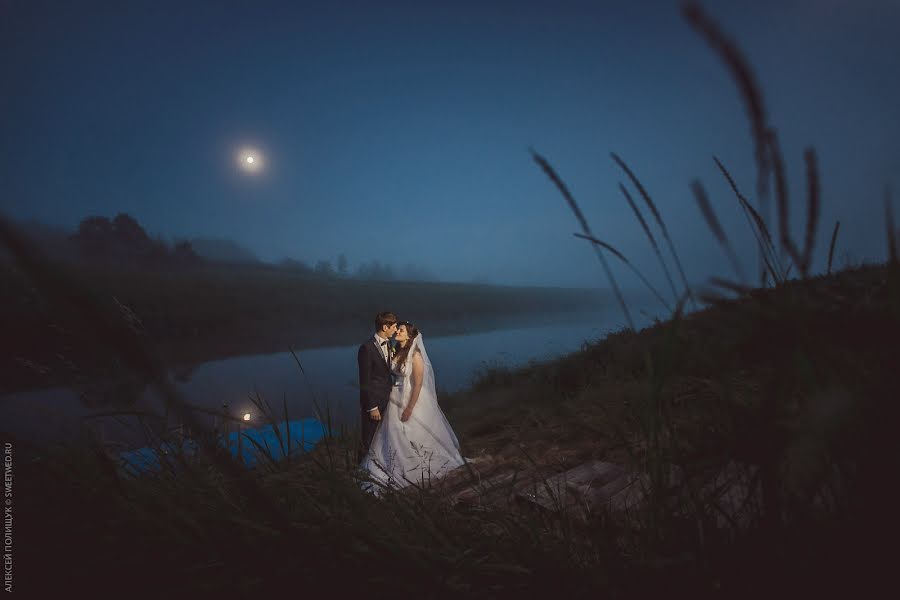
[373,333,390,362]
[367,333,390,413]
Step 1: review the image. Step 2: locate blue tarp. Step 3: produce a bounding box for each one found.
[118,418,329,475]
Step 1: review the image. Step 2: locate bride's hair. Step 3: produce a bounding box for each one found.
[394,321,420,368]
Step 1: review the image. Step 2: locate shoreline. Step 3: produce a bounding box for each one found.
[2,258,614,395]
[3,306,611,396]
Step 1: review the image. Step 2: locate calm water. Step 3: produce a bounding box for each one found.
[2,305,663,451]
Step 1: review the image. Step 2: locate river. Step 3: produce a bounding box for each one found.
[1,304,664,453]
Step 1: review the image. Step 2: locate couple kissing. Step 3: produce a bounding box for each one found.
[356,311,465,495]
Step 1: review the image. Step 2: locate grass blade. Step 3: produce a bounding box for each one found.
[827,220,841,275]
[766,129,803,270]
[289,346,336,467]
[690,179,747,284]
[283,391,292,460]
[611,152,696,311]
[682,2,771,233]
[801,149,821,275]
[619,183,679,304]
[531,148,635,330]
[573,232,672,312]
[713,156,783,283]
[708,276,753,297]
[886,186,898,263]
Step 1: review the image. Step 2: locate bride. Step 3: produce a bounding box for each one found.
[359,321,465,495]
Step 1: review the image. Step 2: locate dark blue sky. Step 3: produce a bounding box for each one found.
[2,0,898,286]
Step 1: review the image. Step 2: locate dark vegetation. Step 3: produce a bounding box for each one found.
[3,2,898,597]
[445,261,898,597]
[3,212,438,281]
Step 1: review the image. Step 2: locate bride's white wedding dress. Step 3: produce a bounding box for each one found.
[359,335,465,495]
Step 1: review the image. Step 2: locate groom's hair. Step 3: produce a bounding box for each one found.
[374,311,397,332]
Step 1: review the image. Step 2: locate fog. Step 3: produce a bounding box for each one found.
[2,0,898,288]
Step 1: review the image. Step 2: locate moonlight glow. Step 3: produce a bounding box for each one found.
[236,147,264,173]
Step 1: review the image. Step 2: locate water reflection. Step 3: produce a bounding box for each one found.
[119,418,328,475]
[1,307,662,452]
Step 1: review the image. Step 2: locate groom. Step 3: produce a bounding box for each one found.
[357,311,398,463]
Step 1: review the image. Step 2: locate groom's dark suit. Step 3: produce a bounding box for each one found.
[357,335,393,463]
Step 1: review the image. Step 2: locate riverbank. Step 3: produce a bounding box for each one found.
[1,258,610,394]
[443,261,899,469]
[12,262,899,597]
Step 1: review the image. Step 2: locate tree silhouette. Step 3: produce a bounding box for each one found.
[280,257,312,273]
[314,259,334,277]
[71,213,171,266]
[112,213,151,247]
[72,216,114,259]
[355,259,396,280]
[173,240,199,263]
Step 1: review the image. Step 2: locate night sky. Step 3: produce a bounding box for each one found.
[1,0,898,287]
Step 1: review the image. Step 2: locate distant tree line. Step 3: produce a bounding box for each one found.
[69,213,200,267]
[3,214,438,280]
[278,254,436,282]
[0,213,204,267]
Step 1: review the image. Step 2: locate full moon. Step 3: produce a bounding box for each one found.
[236,147,264,173]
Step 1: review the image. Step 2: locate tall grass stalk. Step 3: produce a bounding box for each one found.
[686,1,824,281]
[682,1,773,283]
[707,276,754,297]
[642,295,689,547]
[885,186,897,264]
[690,179,747,284]
[827,220,841,275]
[684,3,825,281]
[611,152,697,311]
[766,128,803,271]
[713,157,784,284]
[288,345,342,471]
[619,183,680,305]
[573,232,672,312]
[801,149,821,274]
[531,148,635,331]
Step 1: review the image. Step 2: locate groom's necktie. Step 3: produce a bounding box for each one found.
[381,340,389,367]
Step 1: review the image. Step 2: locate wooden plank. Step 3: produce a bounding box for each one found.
[452,466,554,507]
[604,473,648,513]
[515,461,633,513]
